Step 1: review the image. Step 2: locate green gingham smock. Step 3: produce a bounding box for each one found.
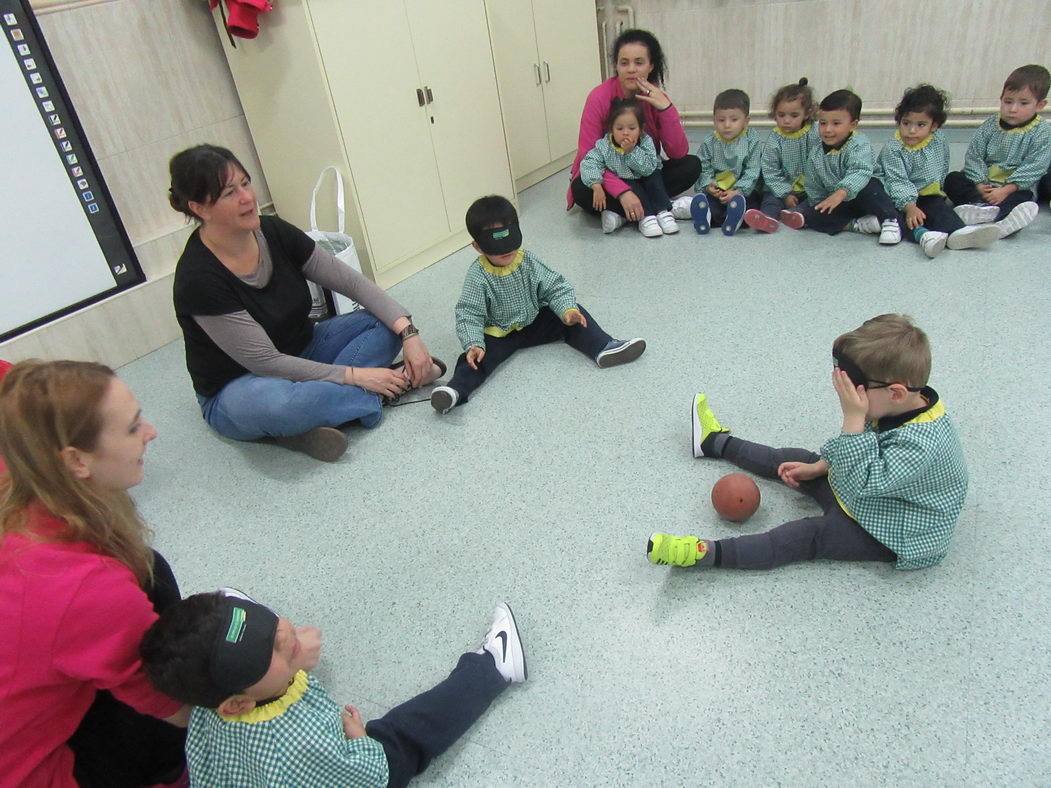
[962,114,1051,191]
[455,249,577,351]
[821,389,968,570]
[185,671,389,787]
[761,123,821,198]
[803,131,875,201]
[694,127,763,194]
[579,133,661,186]
[876,129,950,209]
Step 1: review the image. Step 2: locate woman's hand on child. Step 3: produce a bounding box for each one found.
[295,626,322,671]
[832,368,868,432]
[346,367,410,398]
[341,704,367,739]
[777,460,828,488]
[904,203,926,230]
[634,77,671,111]
[466,346,486,370]
[618,191,645,222]
[591,184,607,212]
[400,335,434,388]
[563,309,588,328]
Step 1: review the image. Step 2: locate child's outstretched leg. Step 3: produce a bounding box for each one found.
[365,603,526,788]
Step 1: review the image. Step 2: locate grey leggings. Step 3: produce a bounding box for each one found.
[714,438,896,570]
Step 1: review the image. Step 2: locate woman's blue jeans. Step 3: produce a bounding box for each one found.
[198,311,401,440]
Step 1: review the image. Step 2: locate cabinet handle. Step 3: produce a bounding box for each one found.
[534,63,541,85]
[424,86,433,104]
[543,61,551,82]
[416,88,425,107]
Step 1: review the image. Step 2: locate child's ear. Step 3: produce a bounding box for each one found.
[888,384,910,401]
[470,240,482,253]
[218,694,257,718]
[1037,98,1048,112]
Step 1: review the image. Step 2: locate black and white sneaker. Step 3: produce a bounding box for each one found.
[480,602,527,683]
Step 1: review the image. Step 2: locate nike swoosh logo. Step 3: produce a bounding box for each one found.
[496,630,507,660]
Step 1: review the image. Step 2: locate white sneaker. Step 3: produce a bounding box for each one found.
[671,194,694,220]
[946,224,1001,250]
[639,215,663,237]
[953,203,999,225]
[656,210,678,234]
[992,201,1038,238]
[601,210,625,234]
[851,215,881,234]
[919,231,947,258]
[479,602,527,683]
[879,219,902,244]
[430,386,459,414]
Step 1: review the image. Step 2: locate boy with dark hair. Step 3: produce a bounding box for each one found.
[782,89,902,244]
[676,88,763,235]
[140,589,527,787]
[431,195,645,414]
[945,64,1050,237]
[647,314,968,572]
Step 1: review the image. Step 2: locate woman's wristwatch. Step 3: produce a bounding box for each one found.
[398,321,419,342]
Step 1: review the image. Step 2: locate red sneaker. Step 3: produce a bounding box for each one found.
[744,209,779,233]
[779,209,805,230]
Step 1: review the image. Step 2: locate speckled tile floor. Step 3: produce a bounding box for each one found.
[121,133,1051,786]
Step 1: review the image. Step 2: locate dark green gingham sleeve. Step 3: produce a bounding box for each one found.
[835,136,875,200]
[579,142,607,187]
[1005,121,1051,190]
[694,135,716,191]
[962,118,995,184]
[454,264,490,351]
[734,131,763,194]
[529,253,577,317]
[761,133,793,198]
[877,141,919,209]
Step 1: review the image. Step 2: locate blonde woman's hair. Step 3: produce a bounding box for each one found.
[833,314,931,389]
[0,360,153,584]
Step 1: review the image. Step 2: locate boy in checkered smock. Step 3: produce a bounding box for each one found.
[944,64,1051,238]
[429,195,646,414]
[141,590,527,788]
[580,98,678,237]
[781,89,902,244]
[877,84,1001,258]
[647,314,968,573]
[675,89,763,236]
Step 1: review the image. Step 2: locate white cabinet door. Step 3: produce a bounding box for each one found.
[309,1,449,269]
[533,0,602,161]
[485,0,550,179]
[408,0,514,224]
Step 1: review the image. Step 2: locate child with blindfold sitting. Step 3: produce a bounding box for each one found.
[646,314,968,572]
[140,589,526,787]
[430,195,646,413]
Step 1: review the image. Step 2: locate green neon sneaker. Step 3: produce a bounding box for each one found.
[647,533,709,566]
[691,393,729,459]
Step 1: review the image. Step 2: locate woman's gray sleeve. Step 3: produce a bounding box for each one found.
[301,245,409,328]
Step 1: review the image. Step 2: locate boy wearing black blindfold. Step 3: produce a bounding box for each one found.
[647,314,968,572]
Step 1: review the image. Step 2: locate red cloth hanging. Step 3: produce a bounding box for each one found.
[209,0,273,40]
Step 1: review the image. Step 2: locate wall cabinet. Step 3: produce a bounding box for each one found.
[486,0,602,190]
[213,0,513,287]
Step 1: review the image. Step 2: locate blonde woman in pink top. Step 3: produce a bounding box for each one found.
[568,29,700,229]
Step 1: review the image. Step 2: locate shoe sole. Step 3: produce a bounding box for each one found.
[497,602,528,682]
[722,195,746,236]
[946,224,1001,250]
[275,427,348,462]
[660,221,680,234]
[431,389,456,414]
[779,210,805,230]
[744,209,779,233]
[994,202,1038,237]
[921,235,947,258]
[691,195,711,234]
[953,205,999,225]
[691,393,704,458]
[597,338,646,368]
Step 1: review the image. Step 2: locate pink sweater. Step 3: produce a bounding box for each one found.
[0,507,181,788]
[567,77,691,208]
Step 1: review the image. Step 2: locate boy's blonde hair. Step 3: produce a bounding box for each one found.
[833,314,931,388]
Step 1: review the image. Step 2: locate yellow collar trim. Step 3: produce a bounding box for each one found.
[716,129,747,143]
[902,398,945,426]
[895,129,934,151]
[610,134,627,154]
[774,123,810,139]
[480,249,523,276]
[1001,114,1042,133]
[221,671,309,724]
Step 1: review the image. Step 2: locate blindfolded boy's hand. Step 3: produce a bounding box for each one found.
[563,309,588,328]
[832,368,868,432]
[466,346,486,370]
[341,704,366,739]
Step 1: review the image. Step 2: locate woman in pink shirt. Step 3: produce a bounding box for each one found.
[0,360,189,788]
[568,29,700,227]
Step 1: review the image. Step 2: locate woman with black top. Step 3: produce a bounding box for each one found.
[169,145,444,462]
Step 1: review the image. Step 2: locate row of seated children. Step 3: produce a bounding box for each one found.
[582,64,1051,259]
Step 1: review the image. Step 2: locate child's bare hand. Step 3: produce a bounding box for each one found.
[814,192,846,214]
[778,460,827,488]
[985,185,1013,205]
[832,368,868,430]
[591,184,606,212]
[904,203,926,230]
[294,626,322,671]
[718,189,741,205]
[466,346,485,370]
[706,184,723,198]
[563,308,588,328]
[341,704,366,739]
[784,194,800,209]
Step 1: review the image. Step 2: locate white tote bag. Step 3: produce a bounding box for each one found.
[305,167,363,316]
